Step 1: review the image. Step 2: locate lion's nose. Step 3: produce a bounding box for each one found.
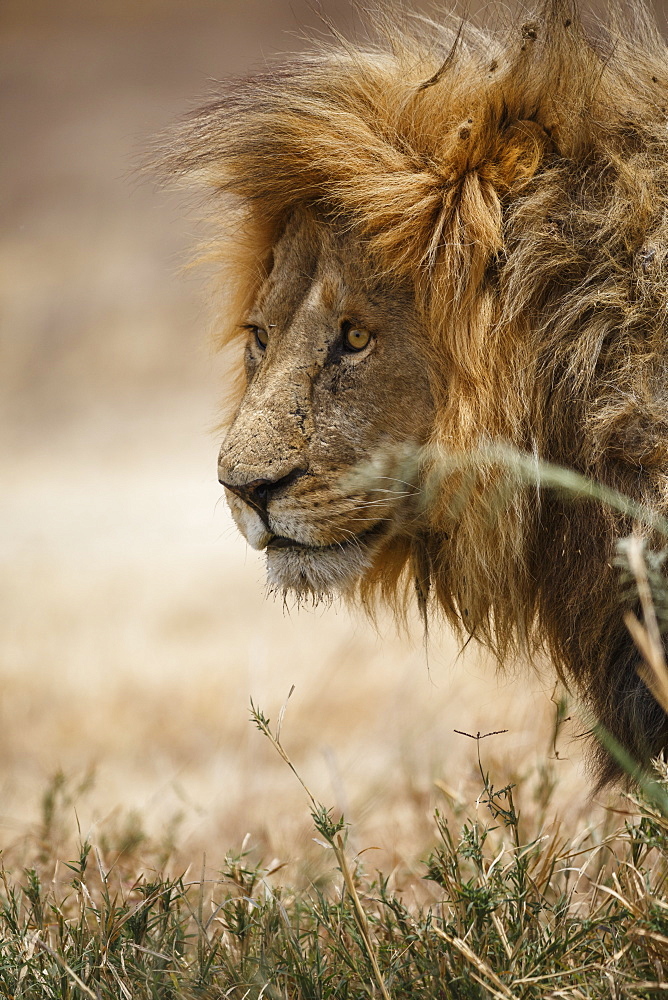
[219,467,307,519]
[221,478,272,517]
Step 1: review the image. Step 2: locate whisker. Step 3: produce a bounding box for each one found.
[356,492,412,501]
[365,487,416,496]
[350,498,409,509]
[369,476,422,492]
[332,526,365,554]
[213,494,229,514]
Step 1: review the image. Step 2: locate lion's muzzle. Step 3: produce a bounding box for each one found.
[219,468,307,529]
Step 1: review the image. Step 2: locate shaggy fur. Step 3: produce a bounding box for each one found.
[160,1,668,784]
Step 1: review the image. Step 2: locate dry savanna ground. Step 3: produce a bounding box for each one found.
[1,0,621,897]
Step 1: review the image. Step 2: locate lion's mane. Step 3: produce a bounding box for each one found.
[161,0,668,783]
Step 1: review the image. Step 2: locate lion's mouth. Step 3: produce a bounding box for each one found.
[266,520,387,553]
[264,520,389,597]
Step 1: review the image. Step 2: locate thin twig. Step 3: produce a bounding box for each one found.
[335,834,392,1000]
[433,928,518,999]
[34,939,97,1000]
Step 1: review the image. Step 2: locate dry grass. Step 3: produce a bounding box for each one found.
[0,695,664,998]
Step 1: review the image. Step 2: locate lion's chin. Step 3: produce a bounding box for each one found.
[264,528,384,598]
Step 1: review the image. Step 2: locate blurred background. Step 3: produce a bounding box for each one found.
[3,0,643,878]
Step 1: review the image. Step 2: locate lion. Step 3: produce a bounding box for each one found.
[160,0,668,785]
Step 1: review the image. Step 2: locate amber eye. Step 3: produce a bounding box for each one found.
[251,326,269,350]
[343,325,371,352]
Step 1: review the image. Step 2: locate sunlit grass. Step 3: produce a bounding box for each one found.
[2,726,668,998]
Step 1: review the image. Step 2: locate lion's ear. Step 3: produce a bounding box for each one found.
[354,114,551,312]
[419,116,551,314]
[481,118,552,192]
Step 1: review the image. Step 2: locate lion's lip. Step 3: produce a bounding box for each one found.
[266,521,387,553]
[267,535,307,550]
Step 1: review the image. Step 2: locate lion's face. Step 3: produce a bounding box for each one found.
[217,211,434,597]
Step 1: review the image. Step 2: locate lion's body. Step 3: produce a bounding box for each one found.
[163,1,668,783]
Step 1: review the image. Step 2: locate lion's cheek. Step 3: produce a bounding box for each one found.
[225,491,273,551]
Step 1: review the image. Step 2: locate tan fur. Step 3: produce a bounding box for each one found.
[159,1,668,784]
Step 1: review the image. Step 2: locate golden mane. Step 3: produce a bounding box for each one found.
[160,1,668,783]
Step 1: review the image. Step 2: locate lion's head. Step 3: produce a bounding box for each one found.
[217,208,433,599]
[162,0,668,783]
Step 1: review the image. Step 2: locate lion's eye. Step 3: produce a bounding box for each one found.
[343,325,371,352]
[250,326,269,350]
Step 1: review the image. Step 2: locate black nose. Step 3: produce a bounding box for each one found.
[222,478,272,516]
[219,468,307,520]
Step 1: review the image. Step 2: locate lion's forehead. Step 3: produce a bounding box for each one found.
[254,210,411,334]
[257,274,338,334]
